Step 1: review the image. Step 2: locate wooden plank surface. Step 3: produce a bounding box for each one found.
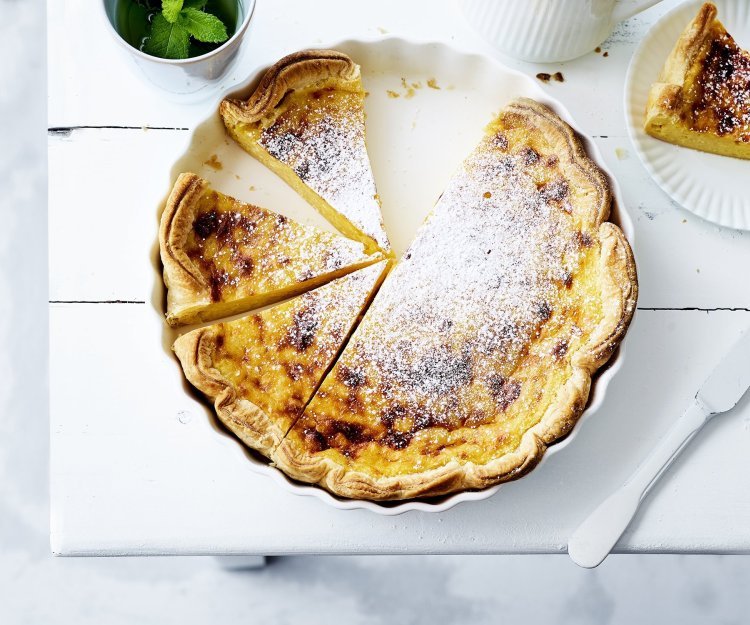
[50,304,750,554]
[48,129,750,308]
[49,0,750,555]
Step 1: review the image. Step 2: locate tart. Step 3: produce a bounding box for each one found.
[272,98,638,500]
[219,50,392,255]
[159,172,383,326]
[644,2,750,159]
[173,261,389,458]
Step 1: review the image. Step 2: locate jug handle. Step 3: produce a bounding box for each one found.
[612,0,662,23]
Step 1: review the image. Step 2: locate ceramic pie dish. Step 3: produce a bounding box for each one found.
[162,37,636,515]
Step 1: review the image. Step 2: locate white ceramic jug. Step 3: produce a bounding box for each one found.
[458,0,662,62]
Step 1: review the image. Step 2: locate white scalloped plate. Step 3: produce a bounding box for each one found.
[625,0,750,231]
[163,37,635,515]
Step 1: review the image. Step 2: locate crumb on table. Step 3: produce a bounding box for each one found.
[536,72,564,83]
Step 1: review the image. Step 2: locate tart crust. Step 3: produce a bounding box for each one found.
[174,261,389,458]
[272,98,638,500]
[219,50,392,255]
[159,172,382,326]
[644,2,750,159]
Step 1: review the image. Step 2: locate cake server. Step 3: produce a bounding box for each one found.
[568,328,750,568]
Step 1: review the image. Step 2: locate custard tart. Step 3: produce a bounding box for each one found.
[645,2,750,159]
[159,173,382,326]
[173,261,388,458]
[272,98,638,500]
[220,50,391,255]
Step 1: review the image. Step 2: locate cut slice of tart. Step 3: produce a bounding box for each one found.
[644,2,750,159]
[273,98,638,501]
[173,260,388,458]
[159,173,383,326]
[219,50,392,256]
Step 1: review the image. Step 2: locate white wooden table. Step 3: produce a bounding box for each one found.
[49,0,750,556]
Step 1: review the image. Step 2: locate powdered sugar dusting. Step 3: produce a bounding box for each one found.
[259,92,390,251]
[292,260,386,358]
[323,132,584,422]
[213,261,386,425]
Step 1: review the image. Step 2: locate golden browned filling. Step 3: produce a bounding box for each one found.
[184,187,370,303]
[286,110,608,476]
[684,27,750,140]
[207,261,387,428]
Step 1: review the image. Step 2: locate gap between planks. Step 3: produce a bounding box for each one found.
[46,127,624,139]
[48,125,189,137]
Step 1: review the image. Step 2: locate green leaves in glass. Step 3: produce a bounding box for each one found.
[179,8,227,43]
[144,12,190,59]
[162,0,183,23]
[143,0,230,60]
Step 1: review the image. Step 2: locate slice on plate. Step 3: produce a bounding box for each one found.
[173,260,388,458]
[273,98,638,501]
[159,172,383,326]
[644,2,750,159]
[219,50,392,256]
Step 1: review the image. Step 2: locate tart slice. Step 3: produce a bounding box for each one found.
[644,2,750,159]
[273,98,638,501]
[173,260,388,458]
[159,173,383,326]
[219,50,392,255]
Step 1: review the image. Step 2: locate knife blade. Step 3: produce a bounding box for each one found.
[569,327,750,568]
[697,329,750,414]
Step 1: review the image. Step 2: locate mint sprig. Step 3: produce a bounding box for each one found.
[179,8,228,43]
[144,13,190,59]
[183,0,209,9]
[162,0,183,23]
[143,0,229,60]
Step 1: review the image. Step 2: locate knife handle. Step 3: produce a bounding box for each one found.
[568,399,712,568]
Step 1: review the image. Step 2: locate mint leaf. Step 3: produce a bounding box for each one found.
[162,0,184,23]
[144,12,190,59]
[178,7,228,43]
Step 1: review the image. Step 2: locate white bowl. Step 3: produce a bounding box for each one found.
[101,0,256,95]
[164,37,635,515]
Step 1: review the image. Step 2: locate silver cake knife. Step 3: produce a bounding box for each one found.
[568,327,750,568]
